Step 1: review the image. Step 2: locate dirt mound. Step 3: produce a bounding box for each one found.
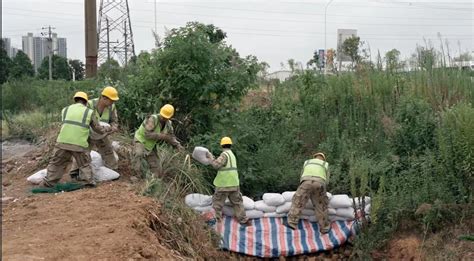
[2,182,182,260]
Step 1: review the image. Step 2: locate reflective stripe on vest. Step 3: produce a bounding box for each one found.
[213,150,239,188]
[56,103,93,148]
[134,114,161,151]
[300,158,328,181]
[88,98,115,123]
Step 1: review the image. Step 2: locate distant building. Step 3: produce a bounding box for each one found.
[22,32,67,72]
[265,70,293,82]
[336,29,357,62]
[2,38,18,58]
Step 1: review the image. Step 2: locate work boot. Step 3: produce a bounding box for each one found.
[284,220,297,230]
[239,217,252,226]
[320,227,330,234]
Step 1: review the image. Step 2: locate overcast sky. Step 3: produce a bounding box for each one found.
[2,0,473,71]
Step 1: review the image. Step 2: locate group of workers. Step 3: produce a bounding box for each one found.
[40,86,331,233]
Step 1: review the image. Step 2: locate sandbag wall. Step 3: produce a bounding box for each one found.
[185,192,371,222]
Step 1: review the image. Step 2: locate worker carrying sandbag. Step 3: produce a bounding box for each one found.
[39,92,113,188]
[287,152,331,233]
[206,137,249,225]
[132,104,184,177]
[69,86,120,179]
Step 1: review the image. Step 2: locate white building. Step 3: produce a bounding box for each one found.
[265,70,293,82]
[22,32,67,72]
[2,38,18,58]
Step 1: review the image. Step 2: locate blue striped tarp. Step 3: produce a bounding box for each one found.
[214,216,356,258]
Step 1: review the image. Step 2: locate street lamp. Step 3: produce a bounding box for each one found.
[324,0,335,74]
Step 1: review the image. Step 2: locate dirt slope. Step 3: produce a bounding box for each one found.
[2,182,181,261]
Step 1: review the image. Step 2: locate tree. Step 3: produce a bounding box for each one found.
[0,39,12,84]
[415,46,437,71]
[69,59,85,81]
[385,49,401,73]
[307,51,323,72]
[10,50,34,79]
[120,22,260,135]
[341,36,362,69]
[38,55,71,80]
[98,59,121,82]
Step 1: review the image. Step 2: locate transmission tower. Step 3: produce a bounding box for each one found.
[98,0,135,66]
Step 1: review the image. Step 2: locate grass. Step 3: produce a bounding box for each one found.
[2,111,58,142]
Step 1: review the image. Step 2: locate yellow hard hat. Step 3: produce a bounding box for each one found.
[73,91,89,102]
[313,152,326,161]
[101,86,119,101]
[220,136,233,146]
[159,104,175,119]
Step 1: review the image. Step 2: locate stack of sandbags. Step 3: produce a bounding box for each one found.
[184,191,367,222]
[26,150,120,185]
[185,193,265,219]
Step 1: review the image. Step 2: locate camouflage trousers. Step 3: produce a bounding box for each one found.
[70,136,118,173]
[212,189,248,224]
[42,147,95,187]
[287,178,330,232]
[131,141,160,178]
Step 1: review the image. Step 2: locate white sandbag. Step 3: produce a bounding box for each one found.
[328,208,337,215]
[353,196,372,208]
[111,141,121,151]
[326,192,333,199]
[255,200,277,212]
[302,209,315,216]
[336,207,355,219]
[364,204,371,214]
[301,215,317,222]
[27,169,47,184]
[113,151,119,162]
[194,205,213,213]
[185,193,212,208]
[223,206,234,216]
[94,166,120,181]
[245,209,264,219]
[192,146,211,165]
[90,122,111,140]
[263,212,287,218]
[329,215,347,221]
[224,196,254,210]
[282,191,296,202]
[262,193,285,206]
[90,150,103,168]
[276,202,292,214]
[329,194,352,208]
[243,196,255,210]
[305,200,314,208]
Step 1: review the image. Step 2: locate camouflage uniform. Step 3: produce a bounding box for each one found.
[42,112,109,187]
[208,150,248,223]
[288,177,330,233]
[131,115,182,177]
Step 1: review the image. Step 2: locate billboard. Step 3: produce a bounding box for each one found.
[337,29,357,62]
[318,49,325,68]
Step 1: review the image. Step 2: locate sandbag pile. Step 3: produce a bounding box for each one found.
[185,191,371,222]
[26,150,120,184]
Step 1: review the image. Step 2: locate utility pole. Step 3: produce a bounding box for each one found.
[106,18,110,61]
[42,25,55,80]
[85,0,98,78]
[98,0,135,65]
[124,21,128,66]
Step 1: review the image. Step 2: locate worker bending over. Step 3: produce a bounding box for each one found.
[132,104,183,177]
[287,152,331,233]
[40,92,112,187]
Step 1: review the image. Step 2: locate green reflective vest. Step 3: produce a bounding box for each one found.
[88,98,116,123]
[300,158,329,181]
[56,103,93,148]
[134,114,166,151]
[213,150,239,188]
